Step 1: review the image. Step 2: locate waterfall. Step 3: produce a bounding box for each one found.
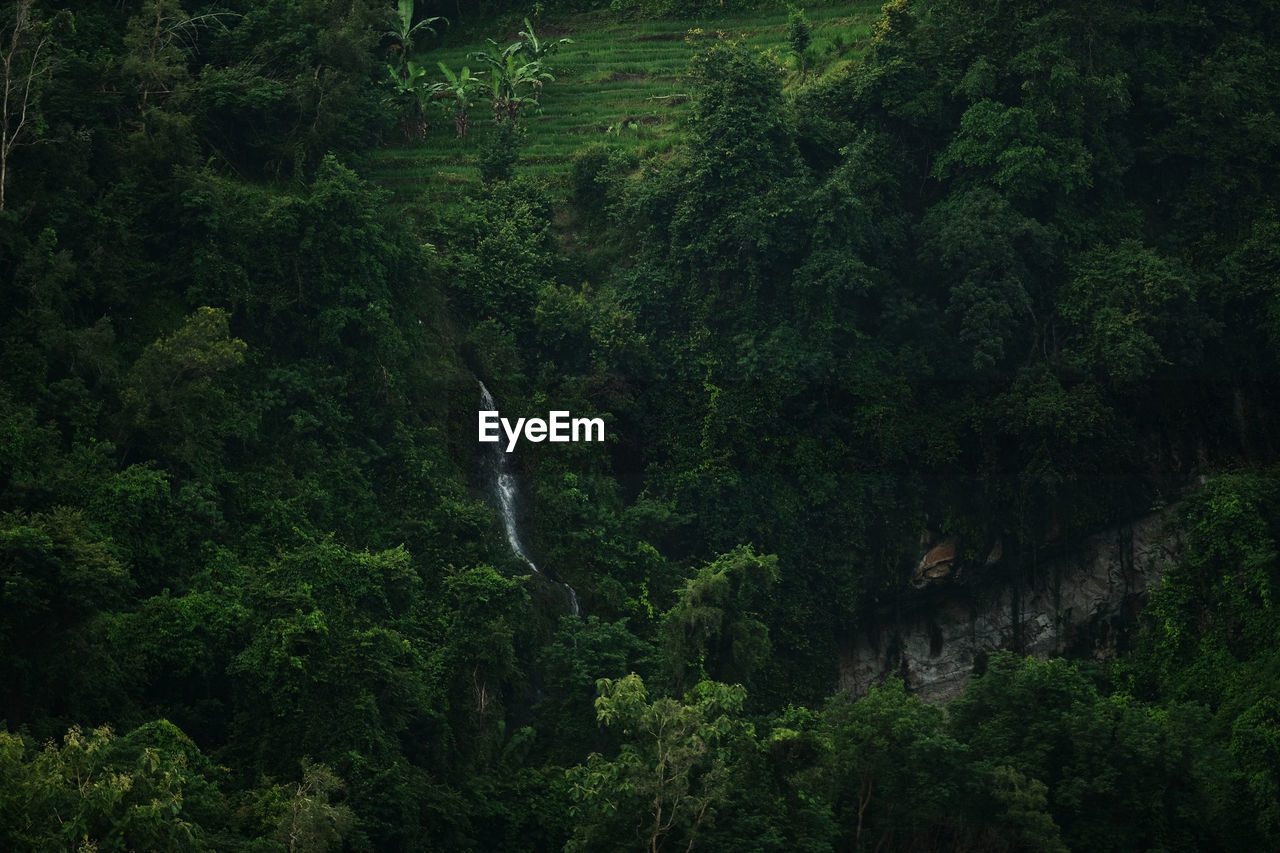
[479,381,580,616]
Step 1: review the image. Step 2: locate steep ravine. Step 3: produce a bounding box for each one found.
[839,508,1181,703]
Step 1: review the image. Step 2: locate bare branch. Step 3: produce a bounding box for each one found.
[0,0,60,211]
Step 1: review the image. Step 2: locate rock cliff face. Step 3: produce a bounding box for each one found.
[839,509,1179,703]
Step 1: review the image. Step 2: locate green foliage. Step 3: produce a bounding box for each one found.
[450,177,558,329]
[0,1,74,212]
[7,0,1280,847]
[384,59,441,140]
[385,0,444,79]
[0,721,229,852]
[0,508,131,723]
[410,16,568,141]
[787,5,811,76]
[227,540,434,775]
[436,61,482,137]
[662,545,778,692]
[950,653,1243,851]
[1060,240,1205,384]
[565,674,756,852]
[193,0,385,177]
[532,278,646,380]
[933,99,1092,201]
[516,17,574,65]
[468,34,555,126]
[1232,697,1280,837]
[119,307,249,477]
[183,156,415,375]
[814,680,971,849]
[569,143,637,219]
[1135,472,1280,707]
[240,759,354,853]
[916,187,1049,374]
[987,765,1069,853]
[533,616,651,764]
[609,0,764,17]
[470,43,546,125]
[669,37,804,288]
[478,119,524,183]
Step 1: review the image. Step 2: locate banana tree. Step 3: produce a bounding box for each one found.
[470,39,553,124]
[515,18,570,105]
[437,62,481,138]
[517,17,573,65]
[491,53,553,123]
[384,60,439,139]
[385,0,444,80]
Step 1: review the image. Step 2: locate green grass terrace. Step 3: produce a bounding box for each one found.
[365,4,883,221]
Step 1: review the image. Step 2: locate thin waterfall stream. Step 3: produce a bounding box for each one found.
[479,381,580,616]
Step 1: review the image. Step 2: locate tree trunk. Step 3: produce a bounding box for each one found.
[1,0,54,212]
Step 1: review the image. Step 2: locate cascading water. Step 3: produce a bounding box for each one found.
[479,381,580,616]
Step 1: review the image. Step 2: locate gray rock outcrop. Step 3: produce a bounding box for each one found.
[839,508,1178,703]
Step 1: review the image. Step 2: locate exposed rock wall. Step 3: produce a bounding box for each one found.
[839,509,1179,703]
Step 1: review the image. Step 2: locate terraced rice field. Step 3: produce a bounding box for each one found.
[365,4,882,220]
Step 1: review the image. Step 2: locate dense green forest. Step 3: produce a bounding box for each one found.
[3,0,1280,849]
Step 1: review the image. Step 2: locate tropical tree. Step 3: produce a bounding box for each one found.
[469,39,552,124]
[494,52,552,124]
[478,119,522,183]
[0,508,131,723]
[787,5,812,79]
[565,674,756,853]
[0,722,231,851]
[818,680,970,850]
[516,17,574,70]
[661,545,779,692]
[464,19,569,125]
[948,653,1223,852]
[0,0,71,211]
[122,1,240,112]
[385,0,444,81]
[385,59,440,139]
[437,62,481,138]
[1058,240,1203,385]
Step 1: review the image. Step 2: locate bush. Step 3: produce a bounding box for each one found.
[478,122,524,184]
[570,143,638,217]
